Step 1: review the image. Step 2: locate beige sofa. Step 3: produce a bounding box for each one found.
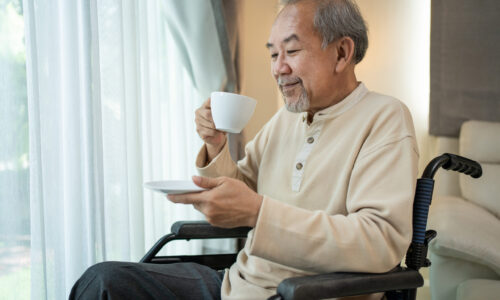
[428,120,500,300]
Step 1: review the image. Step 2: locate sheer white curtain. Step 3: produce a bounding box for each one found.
[22,0,218,298]
[0,1,30,299]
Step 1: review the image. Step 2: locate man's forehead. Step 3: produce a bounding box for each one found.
[267,2,316,47]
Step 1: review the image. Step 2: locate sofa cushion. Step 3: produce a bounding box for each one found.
[429,253,499,300]
[428,196,500,275]
[460,121,500,163]
[460,164,500,218]
[459,120,500,217]
[457,279,500,300]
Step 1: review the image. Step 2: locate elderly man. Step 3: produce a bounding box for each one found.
[70,0,418,299]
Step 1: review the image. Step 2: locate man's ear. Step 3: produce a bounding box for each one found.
[334,37,355,73]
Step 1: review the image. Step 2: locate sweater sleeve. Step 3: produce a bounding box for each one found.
[247,136,419,273]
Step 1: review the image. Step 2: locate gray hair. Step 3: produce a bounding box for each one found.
[280,0,368,64]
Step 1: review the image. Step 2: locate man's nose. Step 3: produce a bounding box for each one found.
[272,55,292,77]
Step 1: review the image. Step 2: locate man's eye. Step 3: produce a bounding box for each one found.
[271,53,278,59]
[287,50,300,55]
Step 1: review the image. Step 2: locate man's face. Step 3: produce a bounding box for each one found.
[267,2,339,113]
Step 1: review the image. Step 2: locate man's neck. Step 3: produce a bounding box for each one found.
[306,75,359,124]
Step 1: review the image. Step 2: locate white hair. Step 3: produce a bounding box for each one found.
[280,0,368,64]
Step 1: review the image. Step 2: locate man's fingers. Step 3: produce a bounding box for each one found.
[193,203,204,213]
[167,192,204,205]
[192,176,221,189]
[202,98,211,109]
[196,108,213,121]
[196,116,215,130]
[200,111,214,126]
[197,127,222,141]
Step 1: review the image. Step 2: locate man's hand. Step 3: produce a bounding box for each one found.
[167,176,263,228]
[195,98,227,162]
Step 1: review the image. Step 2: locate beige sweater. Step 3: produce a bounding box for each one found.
[196,83,419,299]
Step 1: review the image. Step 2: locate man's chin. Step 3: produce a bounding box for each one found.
[284,97,298,106]
[284,100,307,113]
[284,98,298,110]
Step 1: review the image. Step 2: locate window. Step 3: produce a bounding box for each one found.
[0,0,30,299]
[1,1,235,297]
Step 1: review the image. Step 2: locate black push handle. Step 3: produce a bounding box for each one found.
[442,153,482,178]
[422,153,482,179]
[407,153,482,271]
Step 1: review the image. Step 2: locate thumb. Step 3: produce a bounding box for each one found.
[192,175,220,189]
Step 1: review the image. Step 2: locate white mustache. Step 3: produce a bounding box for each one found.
[278,77,301,86]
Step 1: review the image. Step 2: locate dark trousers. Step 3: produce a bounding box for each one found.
[69,261,224,300]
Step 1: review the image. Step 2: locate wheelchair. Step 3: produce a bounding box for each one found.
[140,153,482,300]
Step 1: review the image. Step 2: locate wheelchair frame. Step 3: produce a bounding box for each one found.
[141,153,482,300]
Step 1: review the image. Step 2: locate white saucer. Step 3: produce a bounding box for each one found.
[143,180,207,195]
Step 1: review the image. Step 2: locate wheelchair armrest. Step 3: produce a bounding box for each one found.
[140,221,251,263]
[171,221,251,239]
[276,267,423,300]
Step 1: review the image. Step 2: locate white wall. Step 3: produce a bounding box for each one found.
[355,0,432,172]
[239,0,280,141]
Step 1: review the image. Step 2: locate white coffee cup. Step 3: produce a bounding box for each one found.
[210,92,256,134]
